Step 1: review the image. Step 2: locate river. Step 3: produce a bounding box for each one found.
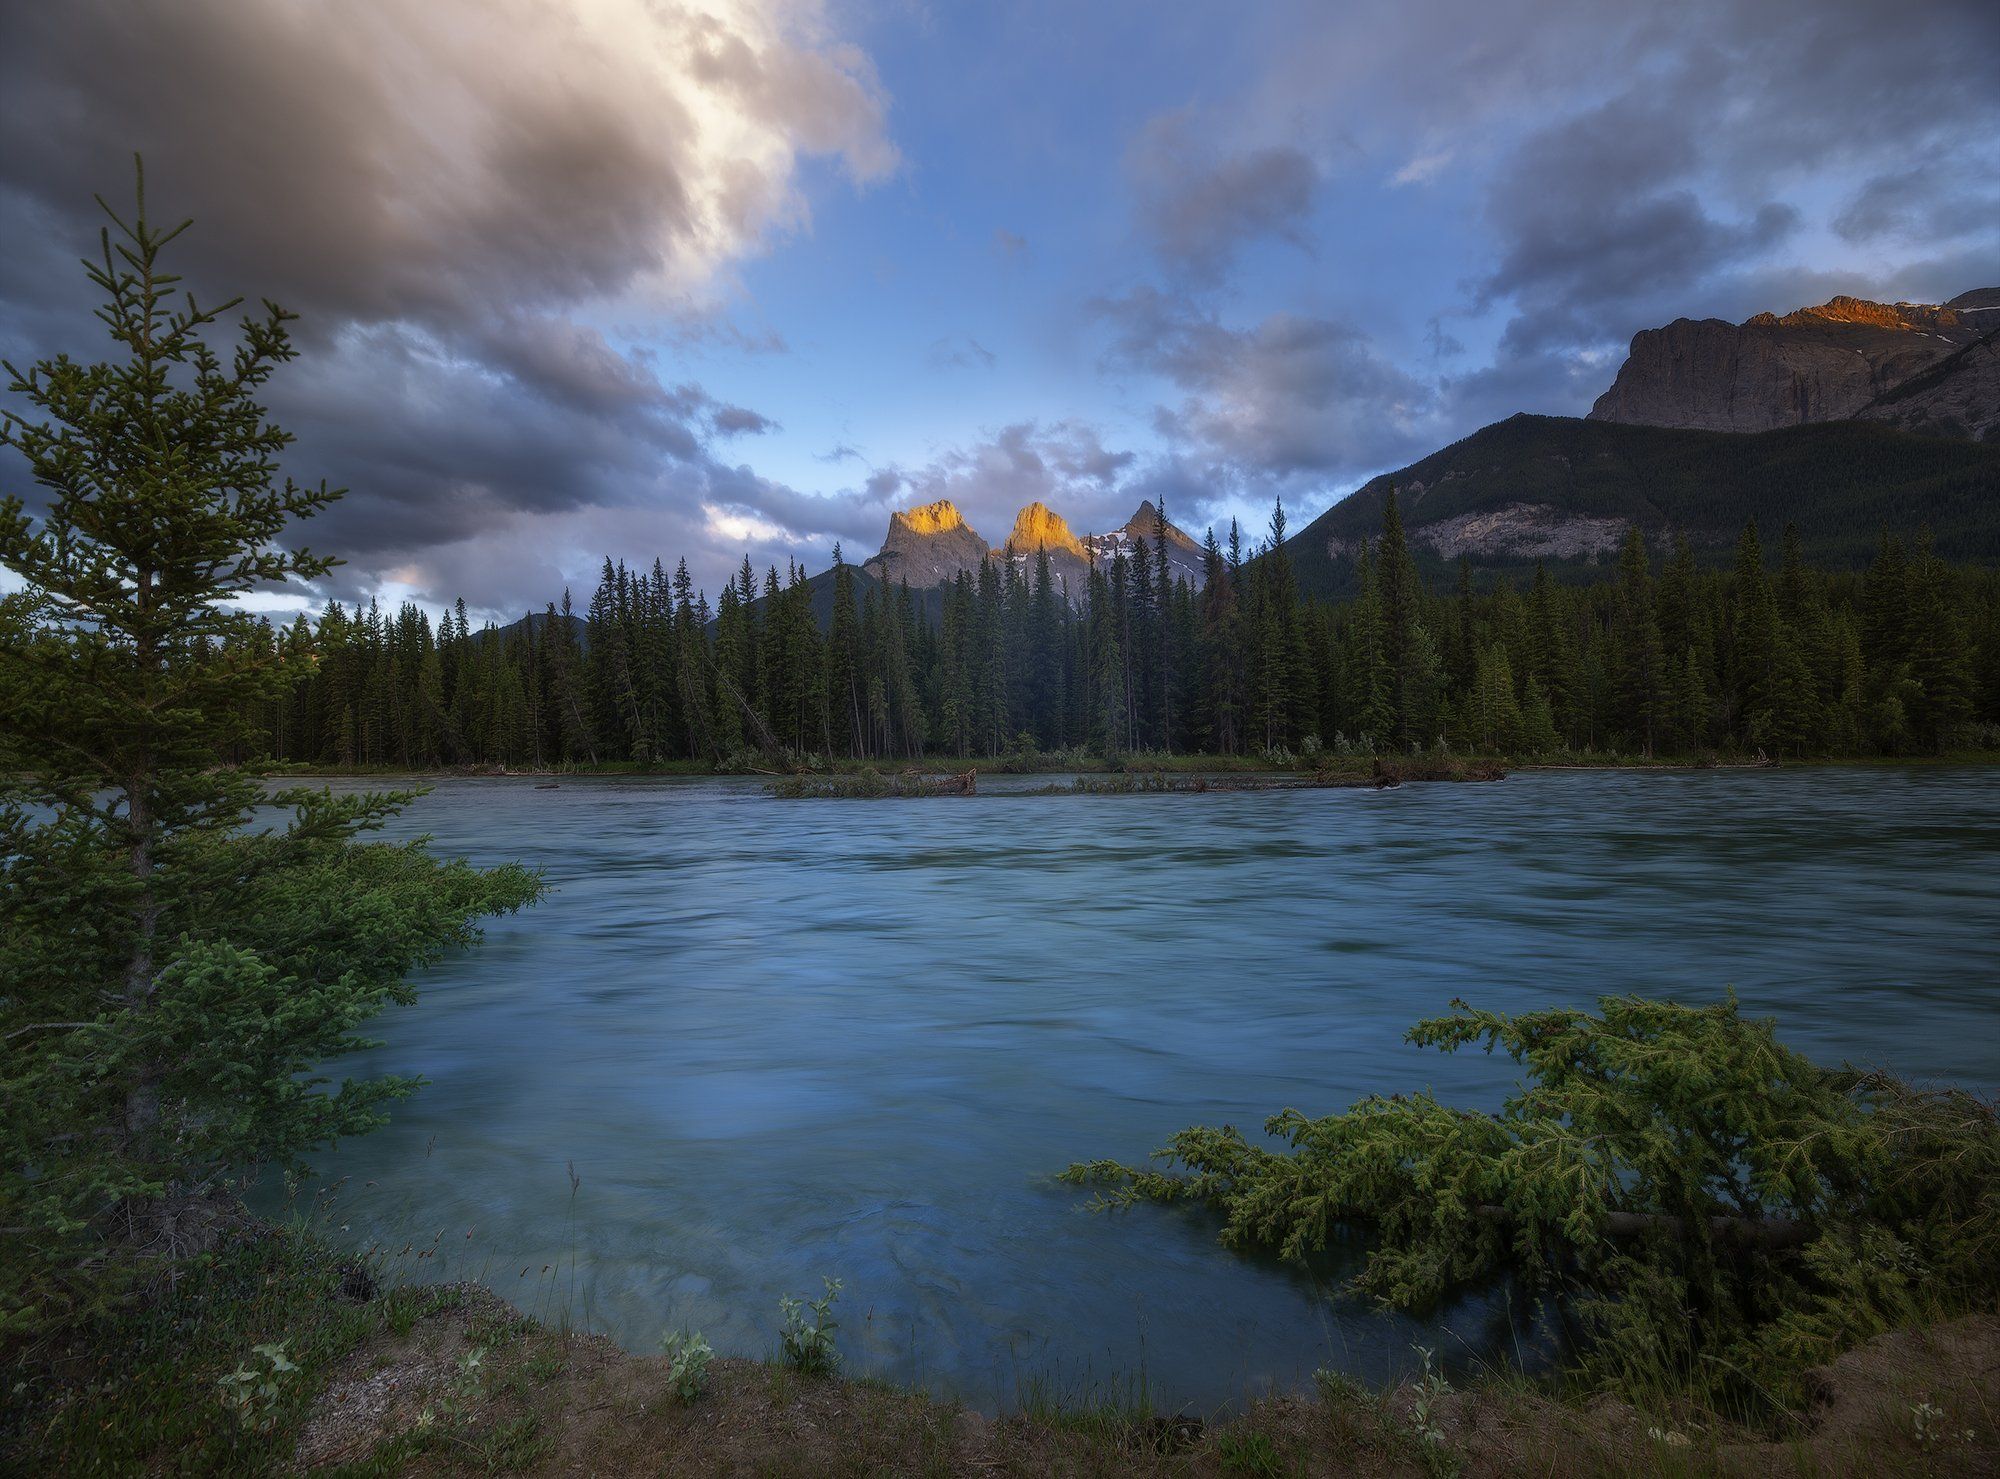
[272,766,2000,1411]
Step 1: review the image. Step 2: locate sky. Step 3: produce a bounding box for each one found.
[2,0,1996,620]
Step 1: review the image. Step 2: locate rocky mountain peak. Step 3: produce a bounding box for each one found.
[1785,294,1916,331]
[865,497,1209,598]
[1121,500,1201,551]
[862,499,990,587]
[1004,501,1089,559]
[1946,288,2000,314]
[892,499,968,536]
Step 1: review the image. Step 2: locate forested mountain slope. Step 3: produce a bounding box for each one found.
[1286,414,2000,598]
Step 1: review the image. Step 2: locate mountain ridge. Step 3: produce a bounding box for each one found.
[860,497,1205,597]
[1589,286,2000,440]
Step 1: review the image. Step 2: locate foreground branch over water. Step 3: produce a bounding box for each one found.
[1063,995,2000,1411]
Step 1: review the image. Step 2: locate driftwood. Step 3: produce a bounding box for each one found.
[764,768,977,798]
[1054,762,1507,796]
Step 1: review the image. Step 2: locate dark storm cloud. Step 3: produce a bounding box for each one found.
[1834,166,2000,250]
[702,462,887,548]
[1474,88,1802,349]
[468,317,710,439]
[0,0,894,613]
[1127,111,1319,284]
[266,325,695,554]
[2,6,671,331]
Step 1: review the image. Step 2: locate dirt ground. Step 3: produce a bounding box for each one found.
[293,1286,1998,1477]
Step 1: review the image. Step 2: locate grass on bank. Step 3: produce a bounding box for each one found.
[6,1220,1993,1477]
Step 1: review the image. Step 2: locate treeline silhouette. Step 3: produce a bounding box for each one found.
[250,495,1999,768]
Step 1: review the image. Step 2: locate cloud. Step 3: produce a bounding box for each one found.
[1221,0,2000,432]
[926,332,997,371]
[1096,288,1439,492]
[0,0,896,614]
[711,405,778,436]
[1390,150,1453,187]
[7,0,1997,609]
[0,0,896,323]
[1127,110,1318,283]
[832,422,1149,547]
[1834,164,2000,248]
[1472,84,1803,354]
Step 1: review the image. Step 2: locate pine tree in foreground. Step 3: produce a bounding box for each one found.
[0,166,540,1332]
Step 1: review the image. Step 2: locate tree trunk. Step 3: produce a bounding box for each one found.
[123,770,159,1146]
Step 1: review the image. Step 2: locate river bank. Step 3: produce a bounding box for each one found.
[13,1220,1993,1476]
[249,749,2000,785]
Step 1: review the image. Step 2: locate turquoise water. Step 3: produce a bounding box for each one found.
[277,767,2000,1411]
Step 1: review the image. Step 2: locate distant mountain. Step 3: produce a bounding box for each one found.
[987,501,1094,597]
[1590,288,2000,441]
[1079,500,1206,588]
[859,499,990,587]
[1285,413,2000,597]
[494,608,588,648]
[859,497,1204,600]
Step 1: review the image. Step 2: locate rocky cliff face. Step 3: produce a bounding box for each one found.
[1589,289,2000,440]
[992,501,1094,596]
[860,500,990,587]
[1856,291,2000,442]
[999,501,1091,561]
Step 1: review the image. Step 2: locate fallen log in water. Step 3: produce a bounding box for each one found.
[1050,760,1507,795]
[764,768,977,798]
[1371,757,1507,786]
[766,761,1508,798]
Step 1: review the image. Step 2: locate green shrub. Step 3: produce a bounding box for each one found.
[215,1341,299,1434]
[778,1277,842,1374]
[660,1328,714,1401]
[1216,1427,1287,1476]
[1064,994,2000,1412]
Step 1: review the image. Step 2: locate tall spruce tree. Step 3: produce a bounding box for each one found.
[0,170,539,1328]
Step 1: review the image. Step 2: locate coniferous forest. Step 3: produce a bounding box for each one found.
[256,494,1999,771]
